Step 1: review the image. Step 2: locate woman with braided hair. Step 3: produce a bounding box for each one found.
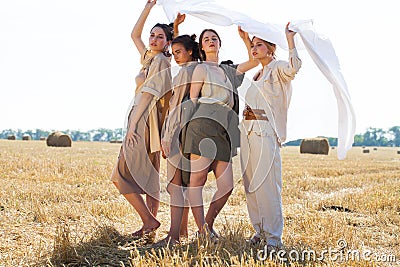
[159,30,201,245]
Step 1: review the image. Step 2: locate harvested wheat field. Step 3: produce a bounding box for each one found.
[0,140,399,266]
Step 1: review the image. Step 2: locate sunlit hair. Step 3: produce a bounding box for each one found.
[198,29,221,61]
[172,34,200,61]
[252,36,276,59]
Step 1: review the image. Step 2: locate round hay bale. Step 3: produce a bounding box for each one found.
[7,135,16,140]
[22,135,31,141]
[46,132,61,146]
[363,149,370,153]
[397,151,400,155]
[110,140,123,144]
[46,132,72,147]
[39,137,46,141]
[373,147,378,151]
[300,138,329,155]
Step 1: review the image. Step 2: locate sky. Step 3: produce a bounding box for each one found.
[0,0,399,138]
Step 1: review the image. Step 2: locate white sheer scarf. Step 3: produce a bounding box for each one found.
[158,0,356,160]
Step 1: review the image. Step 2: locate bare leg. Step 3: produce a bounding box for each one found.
[113,182,160,232]
[146,192,160,217]
[180,207,189,237]
[188,154,212,232]
[167,169,185,241]
[205,161,234,233]
[124,193,160,230]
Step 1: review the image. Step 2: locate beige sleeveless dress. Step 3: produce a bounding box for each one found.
[184,63,237,163]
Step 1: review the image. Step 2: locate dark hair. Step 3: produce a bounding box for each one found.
[220,60,233,65]
[151,23,174,41]
[198,29,221,61]
[171,34,200,61]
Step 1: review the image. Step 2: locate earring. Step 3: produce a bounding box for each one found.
[163,44,171,57]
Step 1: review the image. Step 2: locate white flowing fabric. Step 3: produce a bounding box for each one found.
[158,0,356,160]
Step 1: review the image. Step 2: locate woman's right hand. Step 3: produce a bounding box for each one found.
[145,0,157,9]
[161,139,171,157]
[127,123,140,148]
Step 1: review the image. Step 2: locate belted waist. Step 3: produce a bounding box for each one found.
[243,105,268,121]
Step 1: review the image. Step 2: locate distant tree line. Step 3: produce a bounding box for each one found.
[285,126,400,147]
[1,126,399,147]
[0,128,124,142]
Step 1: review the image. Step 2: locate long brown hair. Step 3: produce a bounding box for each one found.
[198,29,221,61]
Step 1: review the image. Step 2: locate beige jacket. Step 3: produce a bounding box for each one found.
[162,62,197,142]
[134,49,172,152]
[241,48,302,144]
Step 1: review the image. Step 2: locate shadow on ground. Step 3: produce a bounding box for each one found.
[34,222,324,266]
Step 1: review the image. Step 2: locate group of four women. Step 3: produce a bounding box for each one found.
[111,0,302,248]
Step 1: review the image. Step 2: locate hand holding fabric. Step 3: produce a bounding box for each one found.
[285,22,296,39]
[238,26,249,41]
[145,0,157,9]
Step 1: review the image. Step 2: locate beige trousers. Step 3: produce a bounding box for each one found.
[240,120,283,247]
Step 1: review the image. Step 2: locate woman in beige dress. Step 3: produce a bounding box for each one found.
[111,0,172,241]
[185,27,258,237]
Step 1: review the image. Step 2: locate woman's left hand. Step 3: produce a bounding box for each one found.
[285,22,296,38]
[174,13,186,27]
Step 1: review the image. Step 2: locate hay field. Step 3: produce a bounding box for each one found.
[0,140,399,266]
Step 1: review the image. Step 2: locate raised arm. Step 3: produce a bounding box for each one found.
[277,22,302,81]
[173,13,186,38]
[285,22,296,49]
[131,0,157,53]
[237,26,259,74]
